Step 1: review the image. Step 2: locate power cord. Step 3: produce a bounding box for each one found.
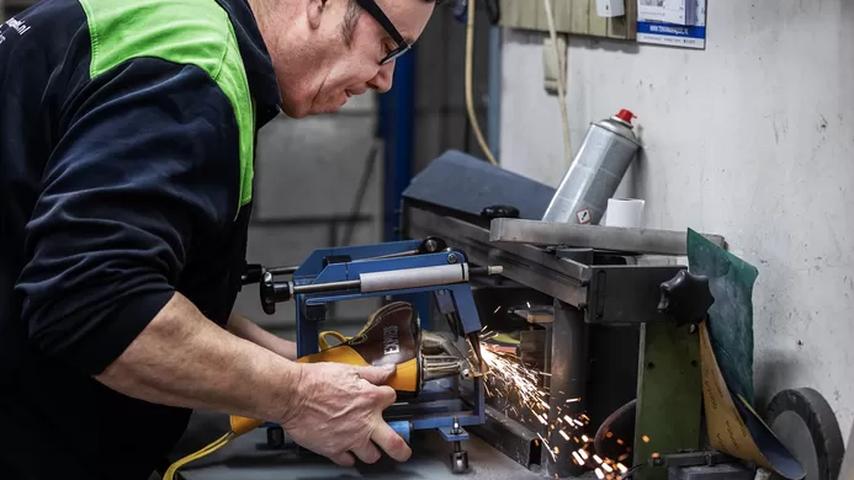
[542,0,573,166]
[464,0,498,165]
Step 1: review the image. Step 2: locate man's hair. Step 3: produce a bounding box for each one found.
[342,0,441,46]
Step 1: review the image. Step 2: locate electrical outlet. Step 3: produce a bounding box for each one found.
[542,35,567,95]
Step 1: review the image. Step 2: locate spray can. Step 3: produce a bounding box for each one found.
[542,109,641,225]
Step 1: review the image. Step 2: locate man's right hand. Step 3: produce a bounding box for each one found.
[280,362,413,466]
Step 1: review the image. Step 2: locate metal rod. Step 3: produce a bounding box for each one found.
[268,265,299,275]
[490,218,726,256]
[292,279,361,294]
[373,249,420,259]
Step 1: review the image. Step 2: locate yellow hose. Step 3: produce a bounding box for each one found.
[162,331,350,479]
[163,432,234,480]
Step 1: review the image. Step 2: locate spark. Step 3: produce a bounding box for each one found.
[617,463,628,474]
[537,433,556,462]
[642,434,651,443]
[493,305,502,314]
[479,337,631,477]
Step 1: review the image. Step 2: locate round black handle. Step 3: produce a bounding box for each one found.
[241,263,264,286]
[418,236,448,254]
[260,272,292,315]
[658,269,714,326]
[480,205,520,220]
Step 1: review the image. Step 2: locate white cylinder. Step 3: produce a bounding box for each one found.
[360,264,468,293]
[603,198,645,228]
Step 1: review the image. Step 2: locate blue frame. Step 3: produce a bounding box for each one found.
[289,240,486,439]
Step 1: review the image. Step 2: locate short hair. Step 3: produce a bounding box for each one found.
[342,0,441,46]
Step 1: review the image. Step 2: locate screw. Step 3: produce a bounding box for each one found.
[452,417,461,434]
[447,253,458,264]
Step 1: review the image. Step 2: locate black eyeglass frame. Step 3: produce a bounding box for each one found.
[354,0,411,65]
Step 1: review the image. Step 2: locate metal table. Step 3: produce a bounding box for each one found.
[177,428,577,480]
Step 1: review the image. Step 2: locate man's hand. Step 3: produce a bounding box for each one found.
[281,362,412,466]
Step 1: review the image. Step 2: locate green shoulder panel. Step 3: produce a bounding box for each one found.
[78,0,255,211]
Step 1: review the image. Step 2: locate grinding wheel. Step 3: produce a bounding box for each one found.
[594,399,636,461]
[766,388,844,480]
[839,419,853,480]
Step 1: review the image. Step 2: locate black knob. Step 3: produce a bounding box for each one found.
[419,237,447,254]
[658,270,714,326]
[259,272,292,315]
[241,263,264,285]
[480,205,520,220]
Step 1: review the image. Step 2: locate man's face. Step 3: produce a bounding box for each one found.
[276,0,435,118]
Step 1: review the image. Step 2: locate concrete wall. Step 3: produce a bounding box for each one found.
[499,1,854,439]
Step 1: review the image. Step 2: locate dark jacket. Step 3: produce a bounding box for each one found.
[0,0,281,477]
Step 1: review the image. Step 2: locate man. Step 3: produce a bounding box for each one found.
[0,0,436,478]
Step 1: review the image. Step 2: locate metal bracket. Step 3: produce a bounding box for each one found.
[438,426,470,443]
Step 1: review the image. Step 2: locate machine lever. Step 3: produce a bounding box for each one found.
[657,269,714,326]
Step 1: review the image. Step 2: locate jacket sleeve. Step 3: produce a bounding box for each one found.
[16,58,242,374]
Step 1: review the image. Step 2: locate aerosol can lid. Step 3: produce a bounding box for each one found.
[614,109,636,126]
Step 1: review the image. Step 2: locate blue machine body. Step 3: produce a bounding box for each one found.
[289,239,486,442]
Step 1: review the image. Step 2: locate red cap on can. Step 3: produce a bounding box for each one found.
[615,109,636,124]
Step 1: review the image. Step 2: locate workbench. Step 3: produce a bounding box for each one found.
[177,427,569,479]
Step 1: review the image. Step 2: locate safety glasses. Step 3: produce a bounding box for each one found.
[355,0,411,65]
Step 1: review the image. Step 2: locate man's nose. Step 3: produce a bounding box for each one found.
[368,62,395,93]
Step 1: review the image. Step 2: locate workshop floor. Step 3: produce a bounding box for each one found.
[176,428,591,480]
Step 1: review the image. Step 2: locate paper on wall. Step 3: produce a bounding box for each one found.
[637,0,707,49]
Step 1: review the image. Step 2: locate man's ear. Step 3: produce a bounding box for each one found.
[306,0,327,30]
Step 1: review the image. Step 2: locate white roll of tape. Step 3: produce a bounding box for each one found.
[603,198,645,228]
